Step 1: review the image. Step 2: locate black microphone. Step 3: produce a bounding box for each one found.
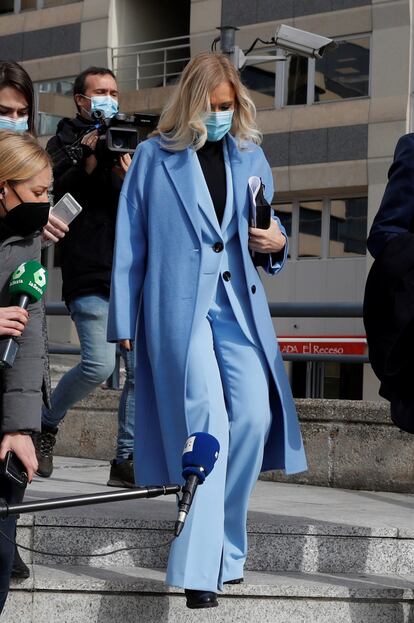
[174,432,220,537]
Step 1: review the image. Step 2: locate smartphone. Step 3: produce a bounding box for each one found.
[50,192,83,226]
[254,183,272,230]
[0,451,28,488]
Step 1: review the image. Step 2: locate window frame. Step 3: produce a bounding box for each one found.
[274,194,368,261]
[312,33,371,106]
[13,0,80,11]
[245,33,371,109]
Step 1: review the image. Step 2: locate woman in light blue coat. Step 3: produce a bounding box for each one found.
[108,52,307,609]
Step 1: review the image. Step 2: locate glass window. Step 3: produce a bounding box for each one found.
[0,1,14,14]
[276,203,292,238]
[37,112,61,136]
[329,197,367,257]
[324,362,363,400]
[286,56,308,106]
[42,0,81,6]
[36,78,75,136]
[38,78,74,96]
[275,202,292,257]
[298,200,322,258]
[20,0,37,9]
[315,37,370,102]
[240,48,276,109]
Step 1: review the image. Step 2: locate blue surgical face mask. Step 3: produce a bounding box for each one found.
[88,95,119,119]
[0,115,29,132]
[205,110,234,142]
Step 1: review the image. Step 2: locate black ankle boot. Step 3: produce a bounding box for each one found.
[11,546,30,579]
[184,589,218,609]
[224,577,244,585]
[32,426,58,478]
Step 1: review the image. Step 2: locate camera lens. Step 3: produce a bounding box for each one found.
[92,109,105,120]
[113,137,125,149]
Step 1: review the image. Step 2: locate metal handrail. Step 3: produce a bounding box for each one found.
[111,29,215,53]
[45,301,368,373]
[111,31,215,91]
[269,302,363,318]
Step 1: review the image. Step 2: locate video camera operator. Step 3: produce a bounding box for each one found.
[34,67,135,488]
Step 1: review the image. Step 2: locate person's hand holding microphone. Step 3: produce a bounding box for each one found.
[0,306,28,337]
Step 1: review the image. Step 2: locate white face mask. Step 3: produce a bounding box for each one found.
[0,115,29,132]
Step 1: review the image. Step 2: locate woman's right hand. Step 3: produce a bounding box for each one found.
[0,306,29,337]
[0,433,38,482]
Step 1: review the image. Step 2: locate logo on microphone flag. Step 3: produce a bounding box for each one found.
[11,263,25,280]
[182,435,196,454]
[33,267,47,288]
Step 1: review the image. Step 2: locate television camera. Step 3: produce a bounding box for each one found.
[90,110,159,165]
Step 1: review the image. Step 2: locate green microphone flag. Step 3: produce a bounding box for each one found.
[0,261,48,369]
[9,260,48,303]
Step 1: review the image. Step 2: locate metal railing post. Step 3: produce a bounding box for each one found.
[163,49,167,87]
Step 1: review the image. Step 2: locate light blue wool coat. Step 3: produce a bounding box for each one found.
[108,134,307,486]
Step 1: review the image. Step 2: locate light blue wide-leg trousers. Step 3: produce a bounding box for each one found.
[166,283,272,591]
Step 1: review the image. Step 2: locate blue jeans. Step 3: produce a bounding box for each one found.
[117,344,135,459]
[42,294,135,459]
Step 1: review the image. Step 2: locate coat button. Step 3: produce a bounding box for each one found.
[251,285,256,294]
[222,271,231,282]
[213,242,224,253]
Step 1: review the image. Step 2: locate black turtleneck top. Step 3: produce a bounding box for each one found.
[196,139,226,225]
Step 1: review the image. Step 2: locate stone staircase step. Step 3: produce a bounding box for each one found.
[13,459,414,576]
[48,383,414,492]
[5,566,414,623]
[16,514,414,575]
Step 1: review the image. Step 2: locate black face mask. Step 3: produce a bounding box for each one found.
[0,186,50,238]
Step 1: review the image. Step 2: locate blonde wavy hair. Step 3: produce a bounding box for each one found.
[153,52,261,151]
[0,130,50,184]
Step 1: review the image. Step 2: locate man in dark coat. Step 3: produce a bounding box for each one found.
[365,133,414,433]
[33,67,135,485]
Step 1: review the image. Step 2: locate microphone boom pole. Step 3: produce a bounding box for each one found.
[0,485,181,519]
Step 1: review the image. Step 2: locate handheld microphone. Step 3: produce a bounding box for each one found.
[0,260,48,369]
[174,432,220,537]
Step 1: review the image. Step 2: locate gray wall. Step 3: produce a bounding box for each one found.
[221,0,371,27]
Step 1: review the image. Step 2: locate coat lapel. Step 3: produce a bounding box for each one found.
[163,148,202,242]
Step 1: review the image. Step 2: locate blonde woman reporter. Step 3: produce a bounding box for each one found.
[108,53,307,609]
[0,131,52,614]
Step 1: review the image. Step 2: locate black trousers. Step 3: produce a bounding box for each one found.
[0,474,25,615]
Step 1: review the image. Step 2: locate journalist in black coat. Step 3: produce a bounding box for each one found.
[365,133,414,433]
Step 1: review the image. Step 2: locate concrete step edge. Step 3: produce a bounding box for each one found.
[10,566,414,601]
[15,513,414,539]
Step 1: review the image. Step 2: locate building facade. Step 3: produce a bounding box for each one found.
[0,0,410,400]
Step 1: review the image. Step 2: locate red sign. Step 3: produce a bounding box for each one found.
[278,336,366,356]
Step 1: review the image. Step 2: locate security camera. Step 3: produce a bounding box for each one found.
[274,24,337,59]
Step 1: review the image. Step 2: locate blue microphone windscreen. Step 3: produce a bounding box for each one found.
[181,432,220,482]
